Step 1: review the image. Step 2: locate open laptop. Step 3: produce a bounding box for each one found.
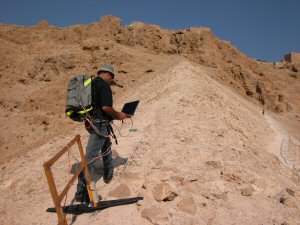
[121,100,139,117]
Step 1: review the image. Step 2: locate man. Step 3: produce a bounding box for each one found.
[75,64,127,203]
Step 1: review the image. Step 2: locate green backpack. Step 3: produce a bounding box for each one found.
[65,75,94,122]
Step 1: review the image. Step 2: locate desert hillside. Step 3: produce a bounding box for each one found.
[0,16,299,225]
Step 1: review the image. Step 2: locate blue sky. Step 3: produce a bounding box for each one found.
[1,0,299,62]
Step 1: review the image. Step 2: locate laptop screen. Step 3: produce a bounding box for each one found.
[121,100,140,116]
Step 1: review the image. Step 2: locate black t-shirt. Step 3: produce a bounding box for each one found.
[92,77,113,120]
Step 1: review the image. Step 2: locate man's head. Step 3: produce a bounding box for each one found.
[97,64,115,84]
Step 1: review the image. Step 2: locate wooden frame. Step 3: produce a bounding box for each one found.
[43,135,95,225]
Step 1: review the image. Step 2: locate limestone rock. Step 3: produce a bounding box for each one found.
[177,197,197,215]
[109,183,131,198]
[152,183,178,202]
[212,192,228,200]
[241,185,254,196]
[284,52,300,64]
[141,207,169,223]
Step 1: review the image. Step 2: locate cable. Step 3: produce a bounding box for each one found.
[111,118,134,137]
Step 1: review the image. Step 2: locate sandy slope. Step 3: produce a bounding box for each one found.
[0,61,299,225]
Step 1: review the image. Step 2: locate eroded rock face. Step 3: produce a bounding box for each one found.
[284,52,300,64]
[98,15,122,35]
[141,207,169,223]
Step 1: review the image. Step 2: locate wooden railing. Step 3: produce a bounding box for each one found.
[43,135,94,225]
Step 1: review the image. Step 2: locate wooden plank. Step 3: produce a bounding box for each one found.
[45,135,80,167]
[44,164,67,225]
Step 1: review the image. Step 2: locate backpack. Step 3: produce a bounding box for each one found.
[65,75,94,122]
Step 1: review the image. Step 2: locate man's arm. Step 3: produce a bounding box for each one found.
[102,106,127,120]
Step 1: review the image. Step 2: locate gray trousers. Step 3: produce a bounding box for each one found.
[76,121,113,198]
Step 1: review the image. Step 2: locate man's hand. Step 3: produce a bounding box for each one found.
[117,112,127,120]
[102,106,127,120]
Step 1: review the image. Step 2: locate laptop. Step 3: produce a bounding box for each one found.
[121,100,140,117]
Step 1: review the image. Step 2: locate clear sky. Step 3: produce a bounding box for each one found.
[1,0,299,62]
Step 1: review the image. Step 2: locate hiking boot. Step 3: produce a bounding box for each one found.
[103,166,114,184]
[74,192,90,204]
[103,174,113,183]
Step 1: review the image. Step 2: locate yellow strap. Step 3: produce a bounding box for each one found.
[78,106,93,115]
[84,77,92,87]
[66,110,73,116]
[66,107,93,117]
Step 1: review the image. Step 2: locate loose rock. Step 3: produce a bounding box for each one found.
[152,183,178,202]
[241,186,254,196]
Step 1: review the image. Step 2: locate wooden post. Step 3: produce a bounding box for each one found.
[77,137,99,207]
[43,163,67,225]
[43,135,96,225]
